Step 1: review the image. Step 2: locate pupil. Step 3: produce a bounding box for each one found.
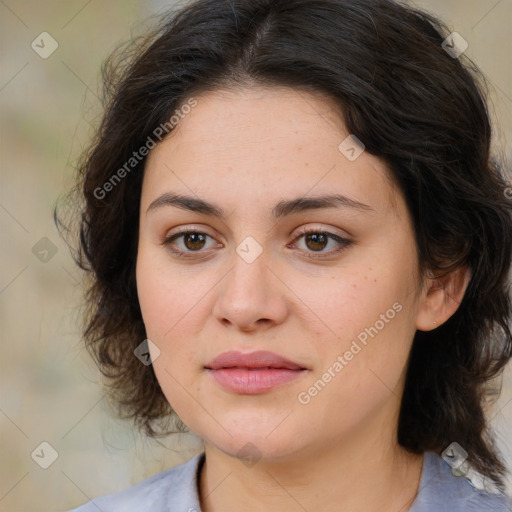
[306,233,327,251]
[185,233,205,250]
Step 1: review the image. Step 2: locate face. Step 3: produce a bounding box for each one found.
[136,86,424,463]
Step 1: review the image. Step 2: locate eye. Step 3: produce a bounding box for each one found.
[163,228,222,258]
[163,226,353,260]
[289,228,353,259]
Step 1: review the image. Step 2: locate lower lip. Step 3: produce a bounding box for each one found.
[206,368,307,394]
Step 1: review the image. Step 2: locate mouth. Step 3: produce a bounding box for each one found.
[204,350,308,394]
[205,350,307,371]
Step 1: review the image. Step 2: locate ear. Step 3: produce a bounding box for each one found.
[416,265,471,332]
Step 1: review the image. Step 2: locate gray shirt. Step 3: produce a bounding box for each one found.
[69,451,511,511]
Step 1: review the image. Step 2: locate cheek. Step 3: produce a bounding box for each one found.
[293,259,417,403]
[293,262,409,346]
[297,295,414,437]
[135,247,211,401]
[136,255,201,416]
[136,247,202,339]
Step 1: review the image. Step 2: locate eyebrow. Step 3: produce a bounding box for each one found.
[146,192,374,218]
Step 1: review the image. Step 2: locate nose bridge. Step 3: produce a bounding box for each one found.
[227,237,271,305]
[213,235,287,329]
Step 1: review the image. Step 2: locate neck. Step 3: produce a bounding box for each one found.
[198,406,424,512]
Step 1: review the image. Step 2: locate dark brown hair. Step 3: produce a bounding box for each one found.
[55,0,512,489]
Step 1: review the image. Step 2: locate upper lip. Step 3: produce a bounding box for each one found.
[205,350,307,370]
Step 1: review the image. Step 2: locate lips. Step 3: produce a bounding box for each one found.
[204,350,308,394]
[205,350,306,371]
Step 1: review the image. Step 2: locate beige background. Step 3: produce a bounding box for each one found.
[0,1,511,510]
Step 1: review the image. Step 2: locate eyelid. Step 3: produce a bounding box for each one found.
[288,226,353,259]
[163,224,220,242]
[291,223,351,240]
[162,226,222,255]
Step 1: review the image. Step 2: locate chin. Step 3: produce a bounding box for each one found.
[218,440,299,464]
[201,423,304,463]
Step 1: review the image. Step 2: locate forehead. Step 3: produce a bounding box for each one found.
[141,86,402,218]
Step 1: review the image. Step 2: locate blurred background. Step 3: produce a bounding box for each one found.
[0,0,511,510]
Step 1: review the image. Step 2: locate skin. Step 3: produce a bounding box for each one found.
[136,86,470,512]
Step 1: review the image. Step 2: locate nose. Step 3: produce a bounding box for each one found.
[211,244,289,333]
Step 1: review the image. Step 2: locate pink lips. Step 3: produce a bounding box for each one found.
[205,350,308,394]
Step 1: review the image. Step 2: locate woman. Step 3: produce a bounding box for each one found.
[58,0,512,510]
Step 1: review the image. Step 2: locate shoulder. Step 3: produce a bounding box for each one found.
[67,452,205,512]
[410,451,511,512]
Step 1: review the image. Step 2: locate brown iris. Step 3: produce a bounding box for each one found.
[183,233,207,251]
[304,232,328,251]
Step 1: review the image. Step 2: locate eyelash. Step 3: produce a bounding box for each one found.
[163,227,353,260]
